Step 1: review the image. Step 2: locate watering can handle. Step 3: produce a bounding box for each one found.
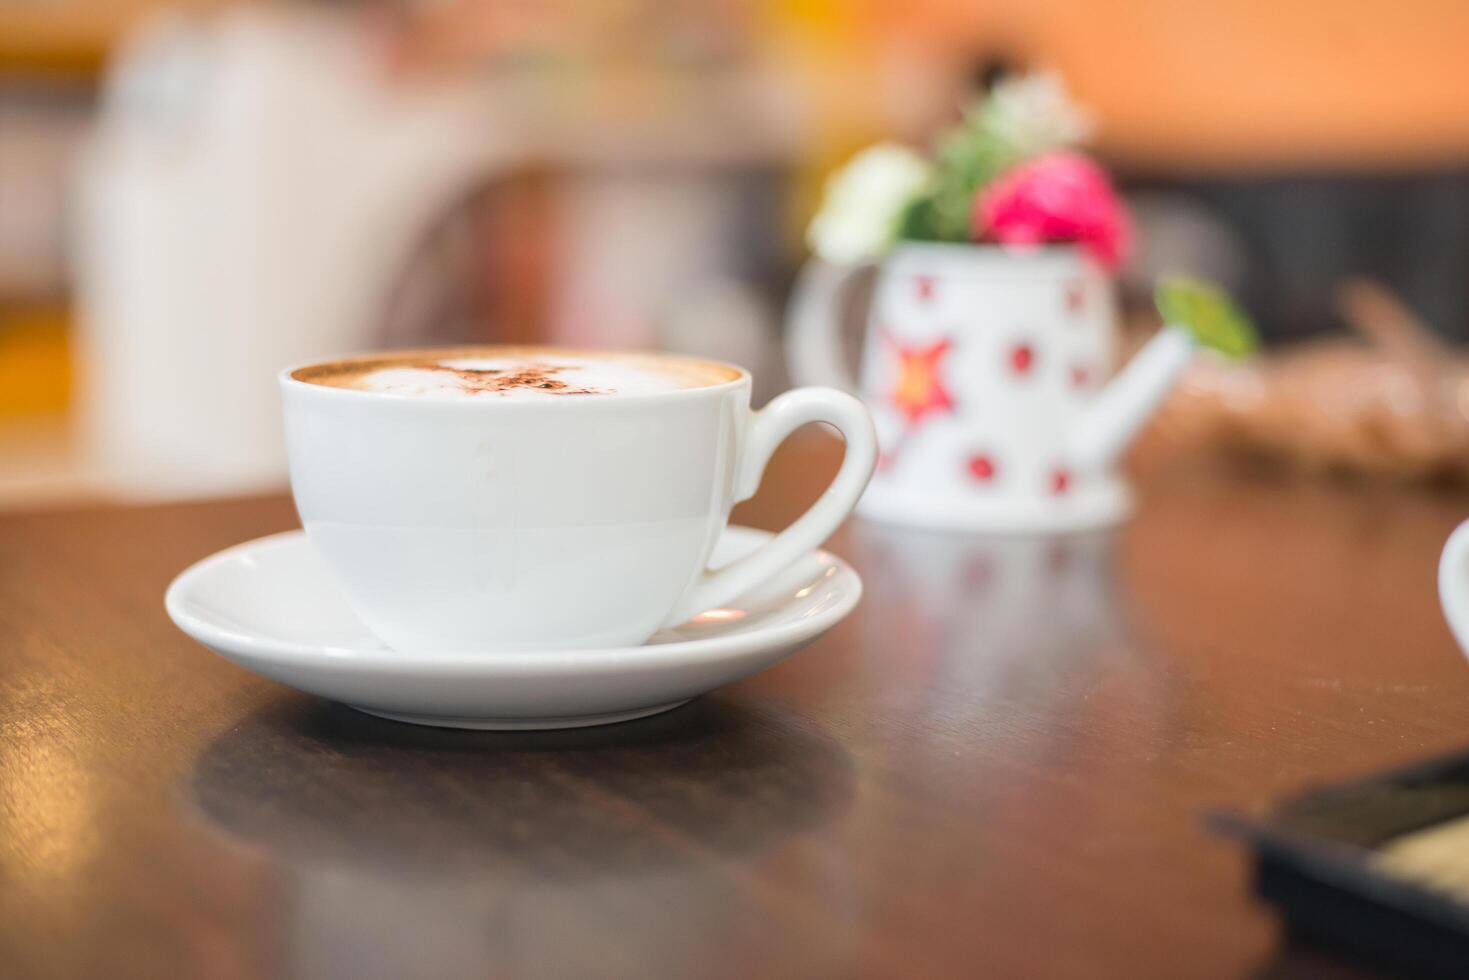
[785,258,875,393]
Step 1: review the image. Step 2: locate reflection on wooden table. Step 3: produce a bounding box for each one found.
[1,434,1467,978]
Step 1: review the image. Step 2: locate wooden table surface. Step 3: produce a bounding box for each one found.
[4,435,1469,979]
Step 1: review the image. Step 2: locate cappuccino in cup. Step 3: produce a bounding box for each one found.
[281,347,876,653]
[292,348,740,400]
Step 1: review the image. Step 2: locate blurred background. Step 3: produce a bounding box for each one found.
[3,0,1469,506]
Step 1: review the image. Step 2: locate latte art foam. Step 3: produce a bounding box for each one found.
[356,357,687,400]
[292,348,740,400]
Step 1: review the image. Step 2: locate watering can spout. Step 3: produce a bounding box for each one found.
[1065,326,1196,472]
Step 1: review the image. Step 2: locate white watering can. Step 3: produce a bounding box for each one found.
[786,243,1198,532]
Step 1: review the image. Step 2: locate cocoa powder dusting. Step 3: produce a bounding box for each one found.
[432,362,602,396]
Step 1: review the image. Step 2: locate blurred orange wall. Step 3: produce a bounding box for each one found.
[859,0,1469,171]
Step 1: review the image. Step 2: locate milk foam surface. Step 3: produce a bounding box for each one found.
[298,351,737,400]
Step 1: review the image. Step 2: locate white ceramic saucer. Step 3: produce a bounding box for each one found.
[165,526,861,730]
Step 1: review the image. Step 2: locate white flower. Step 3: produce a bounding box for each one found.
[982,71,1093,158]
[807,143,931,265]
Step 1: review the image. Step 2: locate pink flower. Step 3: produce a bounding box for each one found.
[974,152,1132,270]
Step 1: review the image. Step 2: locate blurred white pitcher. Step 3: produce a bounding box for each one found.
[74,8,504,499]
[787,243,1196,532]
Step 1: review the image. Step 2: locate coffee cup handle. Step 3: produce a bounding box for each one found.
[662,387,877,627]
[1440,520,1469,656]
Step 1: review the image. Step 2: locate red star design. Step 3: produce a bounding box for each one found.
[884,333,955,426]
[1050,467,1072,495]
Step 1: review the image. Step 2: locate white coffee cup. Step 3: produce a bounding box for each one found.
[279,350,876,653]
[1439,522,1469,655]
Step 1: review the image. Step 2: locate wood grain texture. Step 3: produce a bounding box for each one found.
[3,435,1469,979]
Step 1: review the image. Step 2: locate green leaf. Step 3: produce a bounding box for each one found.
[895,193,943,242]
[894,97,1028,244]
[1155,276,1260,358]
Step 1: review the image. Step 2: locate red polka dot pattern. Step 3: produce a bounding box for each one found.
[1046,543,1072,573]
[1009,343,1035,375]
[1065,280,1086,314]
[967,454,997,482]
[962,554,995,590]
